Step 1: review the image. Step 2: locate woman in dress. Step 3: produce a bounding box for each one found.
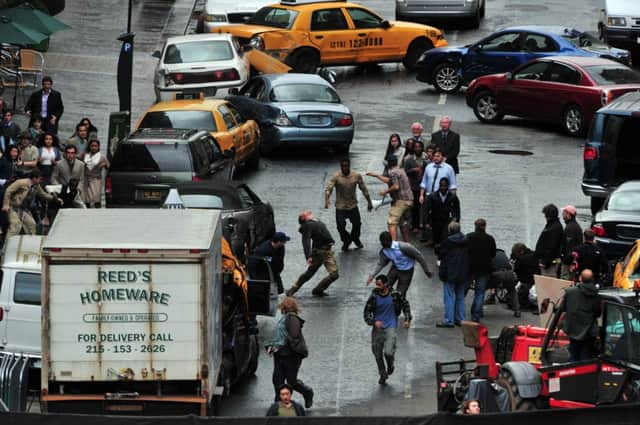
[83,139,109,208]
[37,132,61,183]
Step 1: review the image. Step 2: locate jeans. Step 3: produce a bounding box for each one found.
[336,208,361,244]
[388,266,414,298]
[371,327,396,377]
[470,274,489,322]
[443,281,466,325]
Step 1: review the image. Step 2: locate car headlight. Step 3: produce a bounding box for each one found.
[206,14,227,23]
[608,17,626,26]
[164,73,173,86]
[275,111,292,127]
[249,35,265,50]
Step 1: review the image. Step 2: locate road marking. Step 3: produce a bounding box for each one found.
[451,31,459,42]
[432,115,442,132]
[334,307,348,413]
[438,94,447,105]
[404,327,415,399]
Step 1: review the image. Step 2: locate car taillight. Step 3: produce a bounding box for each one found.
[0,307,3,322]
[192,175,202,182]
[583,146,597,161]
[213,68,239,81]
[592,223,606,237]
[105,176,112,194]
[174,73,185,83]
[601,89,613,105]
[337,114,353,127]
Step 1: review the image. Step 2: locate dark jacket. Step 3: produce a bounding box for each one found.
[299,218,334,258]
[249,239,285,283]
[277,313,308,358]
[25,89,64,122]
[437,232,471,284]
[512,248,540,286]
[371,241,430,277]
[363,287,412,325]
[0,121,21,149]
[561,282,601,341]
[266,400,306,416]
[0,156,18,180]
[431,130,460,173]
[425,190,460,227]
[467,231,497,276]
[563,242,609,281]
[535,217,564,267]
[562,218,583,257]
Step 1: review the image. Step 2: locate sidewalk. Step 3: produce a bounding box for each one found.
[29,0,197,140]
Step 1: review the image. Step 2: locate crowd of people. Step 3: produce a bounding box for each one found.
[0,77,109,240]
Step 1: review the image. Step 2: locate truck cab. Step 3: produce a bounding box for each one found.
[0,236,44,356]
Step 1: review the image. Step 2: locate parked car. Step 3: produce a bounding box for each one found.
[106,129,233,206]
[236,73,354,152]
[415,26,631,93]
[152,34,250,102]
[212,0,447,72]
[465,56,640,136]
[170,181,276,259]
[592,181,640,260]
[613,240,640,291]
[197,0,272,32]
[395,0,485,28]
[137,97,262,170]
[582,91,640,214]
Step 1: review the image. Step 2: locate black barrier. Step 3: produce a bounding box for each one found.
[3,403,640,425]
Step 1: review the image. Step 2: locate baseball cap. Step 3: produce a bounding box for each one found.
[562,205,577,216]
[273,231,291,242]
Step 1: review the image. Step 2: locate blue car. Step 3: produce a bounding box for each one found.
[415,25,631,93]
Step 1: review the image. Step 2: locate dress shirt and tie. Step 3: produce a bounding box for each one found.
[420,161,456,194]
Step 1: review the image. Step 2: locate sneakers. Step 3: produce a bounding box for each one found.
[342,241,351,252]
[436,321,454,328]
[387,364,395,376]
[371,199,384,210]
[378,373,388,385]
[311,289,328,297]
[353,240,364,249]
[303,388,314,408]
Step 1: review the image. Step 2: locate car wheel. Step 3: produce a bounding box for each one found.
[563,104,585,137]
[246,137,261,170]
[473,90,503,123]
[469,7,481,28]
[402,38,433,70]
[480,1,486,17]
[287,48,320,73]
[590,197,605,215]
[433,63,462,93]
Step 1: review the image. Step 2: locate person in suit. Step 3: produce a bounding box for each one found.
[51,145,86,197]
[424,177,460,246]
[25,76,64,134]
[431,116,460,174]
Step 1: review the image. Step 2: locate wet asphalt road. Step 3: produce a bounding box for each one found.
[37,0,608,417]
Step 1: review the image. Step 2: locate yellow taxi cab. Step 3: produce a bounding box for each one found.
[613,240,640,290]
[136,96,261,170]
[212,0,447,72]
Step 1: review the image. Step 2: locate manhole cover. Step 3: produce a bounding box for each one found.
[488,149,533,156]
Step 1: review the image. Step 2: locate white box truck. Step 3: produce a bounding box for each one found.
[39,209,274,415]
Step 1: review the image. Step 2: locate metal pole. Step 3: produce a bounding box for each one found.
[127,0,132,34]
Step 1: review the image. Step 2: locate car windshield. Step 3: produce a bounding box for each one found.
[270,84,340,103]
[163,40,233,64]
[138,111,217,131]
[180,194,225,209]
[110,143,191,172]
[562,31,609,50]
[247,7,298,29]
[584,65,640,85]
[608,191,640,212]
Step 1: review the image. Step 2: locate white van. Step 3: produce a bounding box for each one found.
[598,0,640,61]
[0,236,43,356]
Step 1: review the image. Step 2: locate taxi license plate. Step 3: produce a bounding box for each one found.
[143,190,162,200]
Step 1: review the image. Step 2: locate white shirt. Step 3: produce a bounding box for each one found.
[39,147,56,165]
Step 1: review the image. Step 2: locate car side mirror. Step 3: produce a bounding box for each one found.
[228,88,239,95]
[472,44,482,52]
[506,72,513,81]
[152,50,161,59]
[225,217,238,235]
[381,20,391,29]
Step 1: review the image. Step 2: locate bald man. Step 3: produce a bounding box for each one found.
[561,269,601,361]
[431,117,460,174]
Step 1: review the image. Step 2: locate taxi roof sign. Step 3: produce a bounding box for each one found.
[280,0,345,5]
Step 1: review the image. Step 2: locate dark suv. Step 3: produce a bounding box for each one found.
[106,129,233,206]
[582,92,640,214]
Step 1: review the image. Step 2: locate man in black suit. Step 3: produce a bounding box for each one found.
[431,116,460,174]
[25,76,64,134]
[424,177,460,246]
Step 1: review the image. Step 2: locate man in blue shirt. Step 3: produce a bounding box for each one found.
[419,149,456,205]
[367,231,432,297]
[363,275,412,385]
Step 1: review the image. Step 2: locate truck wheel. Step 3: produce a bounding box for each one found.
[590,197,605,215]
[498,370,537,411]
[287,49,319,73]
[403,38,433,70]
